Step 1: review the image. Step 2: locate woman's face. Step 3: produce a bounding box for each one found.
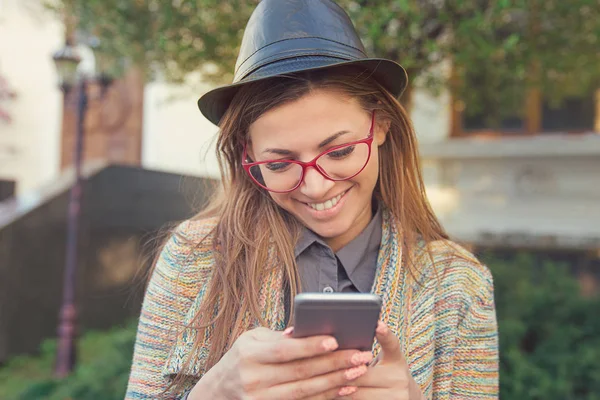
[248,89,387,251]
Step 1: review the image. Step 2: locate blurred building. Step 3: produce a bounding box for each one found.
[1,1,599,251]
[419,79,600,253]
[0,0,63,194]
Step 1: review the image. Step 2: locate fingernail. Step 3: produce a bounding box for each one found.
[351,351,373,366]
[345,365,367,380]
[338,386,357,396]
[282,327,294,336]
[322,338,338,351]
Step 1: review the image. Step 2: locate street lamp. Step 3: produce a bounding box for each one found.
[52,39,81,93]
[52,38,113,378]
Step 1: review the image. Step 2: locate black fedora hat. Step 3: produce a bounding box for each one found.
[197,0,408,126]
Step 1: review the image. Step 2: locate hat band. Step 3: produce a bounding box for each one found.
[243,56,351,82]
[234,37,367,83]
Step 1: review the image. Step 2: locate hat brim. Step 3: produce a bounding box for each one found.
[197,57,408,126]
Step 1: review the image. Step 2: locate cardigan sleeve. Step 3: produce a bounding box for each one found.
[450,265,499,399]
[125,222,203,399]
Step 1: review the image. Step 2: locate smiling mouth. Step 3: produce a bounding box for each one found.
[305,189,350,211]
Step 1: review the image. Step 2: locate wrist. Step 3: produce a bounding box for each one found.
[408,375,425,400]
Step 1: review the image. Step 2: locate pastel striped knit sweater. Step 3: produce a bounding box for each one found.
[126,208,499,399]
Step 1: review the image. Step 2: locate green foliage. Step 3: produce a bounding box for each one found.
[51,0,260,84]
[480,252,600,399]
[0,321,137,400]
[338,0,600,121]
[51,0,600,123]
[1,253,599,399]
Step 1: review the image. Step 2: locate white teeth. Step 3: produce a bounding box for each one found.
[308,191,346,211]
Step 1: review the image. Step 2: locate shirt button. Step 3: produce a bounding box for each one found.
[323,286,335,293]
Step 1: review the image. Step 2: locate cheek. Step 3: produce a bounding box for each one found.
[268,192,291,209]
[356,149,380,187]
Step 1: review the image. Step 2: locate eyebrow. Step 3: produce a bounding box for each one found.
[262,130,350,156]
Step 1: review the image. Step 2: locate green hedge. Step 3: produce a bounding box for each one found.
[487,252,600,399]
[0,252,599,399]
[0,321,137,400]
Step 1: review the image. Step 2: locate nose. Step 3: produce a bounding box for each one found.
[299,167,334,199]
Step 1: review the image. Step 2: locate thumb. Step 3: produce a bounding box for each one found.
[375,321,405,364]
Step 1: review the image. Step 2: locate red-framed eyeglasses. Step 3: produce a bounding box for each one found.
[242,111,376,193]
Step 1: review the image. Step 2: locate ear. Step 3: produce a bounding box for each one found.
[374,118,391,146]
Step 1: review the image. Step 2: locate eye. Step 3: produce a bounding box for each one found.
[327,145,355,159]
[265,161,292,172]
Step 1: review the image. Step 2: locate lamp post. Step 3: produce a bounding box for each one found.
[52,38,112,378]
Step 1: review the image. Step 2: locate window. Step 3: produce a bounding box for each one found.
[541,94,595,133]
[451,78,599,137]
[463,110,525,134]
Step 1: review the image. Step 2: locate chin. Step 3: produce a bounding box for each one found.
[305,219,351,239]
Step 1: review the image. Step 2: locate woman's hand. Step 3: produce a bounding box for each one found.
[188,327,373,400]
[336,322,425,400]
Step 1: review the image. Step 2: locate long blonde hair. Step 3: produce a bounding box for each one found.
[168,66,448,390]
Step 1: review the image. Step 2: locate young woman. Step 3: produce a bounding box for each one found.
[126,0,498,399]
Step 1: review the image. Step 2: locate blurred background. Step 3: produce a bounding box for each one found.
[0,0,599,398]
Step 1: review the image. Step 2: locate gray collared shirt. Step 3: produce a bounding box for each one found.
[294,205,382,293]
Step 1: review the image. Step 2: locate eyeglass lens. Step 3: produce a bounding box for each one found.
[248,142,370,192]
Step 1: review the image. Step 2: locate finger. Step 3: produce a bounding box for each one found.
[336,386,358,397]
[349,361,411,392]
[282,326,295,337]
[344,366,382,388]
[375,321,404,364]
[305,386,356,400]
[258,365,368,400]
[267,350,373,386]
[252,334,340,364]
[336,387,404,400]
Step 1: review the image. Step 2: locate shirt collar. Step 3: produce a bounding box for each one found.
[336,204,382,292]
[294,224,323,258]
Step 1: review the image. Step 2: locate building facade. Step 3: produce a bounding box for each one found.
[2,0,599,252]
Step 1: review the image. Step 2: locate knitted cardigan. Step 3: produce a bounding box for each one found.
[126,209,499,399]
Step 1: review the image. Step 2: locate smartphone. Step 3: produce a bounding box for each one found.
[292,292,382,351]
